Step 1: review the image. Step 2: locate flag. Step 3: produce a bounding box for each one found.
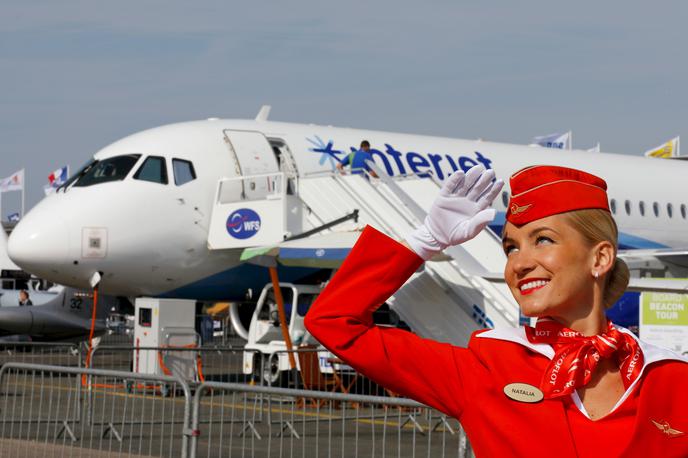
[530,132,571,150]
[7,213,20,223]
[644,136,680,158]
[48,165,69,187]
[0,169,24,193]
[587,143,600,153]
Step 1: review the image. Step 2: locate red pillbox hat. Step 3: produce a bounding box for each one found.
[506,165,610,225]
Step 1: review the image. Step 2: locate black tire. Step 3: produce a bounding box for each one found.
[261,353,286,387]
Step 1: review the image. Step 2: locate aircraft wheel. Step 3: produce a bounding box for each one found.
[261,354,286,387]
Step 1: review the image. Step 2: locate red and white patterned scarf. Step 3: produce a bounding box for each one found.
[525,317,644,399]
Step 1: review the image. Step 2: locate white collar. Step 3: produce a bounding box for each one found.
[476,325,688,419]
[476,326,555,358]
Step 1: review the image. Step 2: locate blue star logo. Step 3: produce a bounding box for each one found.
[306,136,344,170]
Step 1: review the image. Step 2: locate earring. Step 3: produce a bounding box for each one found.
[593,271,599,279]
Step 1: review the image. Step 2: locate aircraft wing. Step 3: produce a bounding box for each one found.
[618,247,688,271]
[625,277,688,293]
[619,247,688,259]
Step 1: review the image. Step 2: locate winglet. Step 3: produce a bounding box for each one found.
[255,105,271,121]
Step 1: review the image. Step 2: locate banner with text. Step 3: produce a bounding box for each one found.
[640,292,688,355]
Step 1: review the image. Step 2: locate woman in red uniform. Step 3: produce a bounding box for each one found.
[305,164,688,457]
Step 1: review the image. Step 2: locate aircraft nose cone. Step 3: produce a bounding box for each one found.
[8,208,69,275]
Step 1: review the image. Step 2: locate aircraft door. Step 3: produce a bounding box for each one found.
[209,130,286,249]
[223,130,279,200]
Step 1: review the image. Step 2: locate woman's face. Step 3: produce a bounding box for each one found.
[502,214,596,318]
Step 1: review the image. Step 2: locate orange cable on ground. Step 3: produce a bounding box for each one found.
[157,343,205,382]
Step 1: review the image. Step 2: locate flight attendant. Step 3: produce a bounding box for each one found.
[305,164,688,457]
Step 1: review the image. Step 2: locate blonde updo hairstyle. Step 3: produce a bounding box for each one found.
[562,209,630,308]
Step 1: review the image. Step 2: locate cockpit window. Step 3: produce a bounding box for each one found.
[73,155,141,187]
[58,159,96,191]
[172,159,196,186]
[134,156,168,185]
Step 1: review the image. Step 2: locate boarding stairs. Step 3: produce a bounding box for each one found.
[205,166,519,346]
[295,165,520,346]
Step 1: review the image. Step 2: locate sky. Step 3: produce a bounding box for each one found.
[1,1,686,214]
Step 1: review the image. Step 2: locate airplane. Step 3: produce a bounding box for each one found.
[0,286,118,342]
[6,107,688,320]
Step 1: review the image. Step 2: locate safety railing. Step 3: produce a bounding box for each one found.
[0,359,473,457]
[266,347,392,398]
[189,381,472,458]
[0,362,192,458]
[90,345,261,384]
[90,345,381,394]
[0,341,81,368]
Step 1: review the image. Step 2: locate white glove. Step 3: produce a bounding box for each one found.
[406,165,504,260]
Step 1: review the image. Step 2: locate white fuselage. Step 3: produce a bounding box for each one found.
[8,118,688,299]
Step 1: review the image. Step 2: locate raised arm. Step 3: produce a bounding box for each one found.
[305,165,503,418]
[305,226,472,416]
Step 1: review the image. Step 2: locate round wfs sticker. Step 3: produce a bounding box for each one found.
[226,209,261,239]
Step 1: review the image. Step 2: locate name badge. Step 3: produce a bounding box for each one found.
[503,383,544,403]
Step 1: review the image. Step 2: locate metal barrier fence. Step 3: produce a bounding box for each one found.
[0,342,81,368]
[0,361,472,457]
[268,348,392,397]
[89,346,269,430]
[90,345,260,385]
[0,362,192,458]
[190,382,472,458]
[91,345,411,398]
[92,345,399,395]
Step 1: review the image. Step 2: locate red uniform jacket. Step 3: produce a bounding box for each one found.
[304,226,688,458]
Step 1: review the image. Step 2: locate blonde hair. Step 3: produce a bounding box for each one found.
[562,209,630,308]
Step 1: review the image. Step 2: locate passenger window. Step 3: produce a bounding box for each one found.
[172,159,196,186]
[624,200,631,216]
[667,203,673,218]
[134,156,168,185]
[610,199,616,214]
[501,191,509,207]
[73,155,141,187]
[681,204,687,219]
[653,202,660,217]
[639,201,645,217]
